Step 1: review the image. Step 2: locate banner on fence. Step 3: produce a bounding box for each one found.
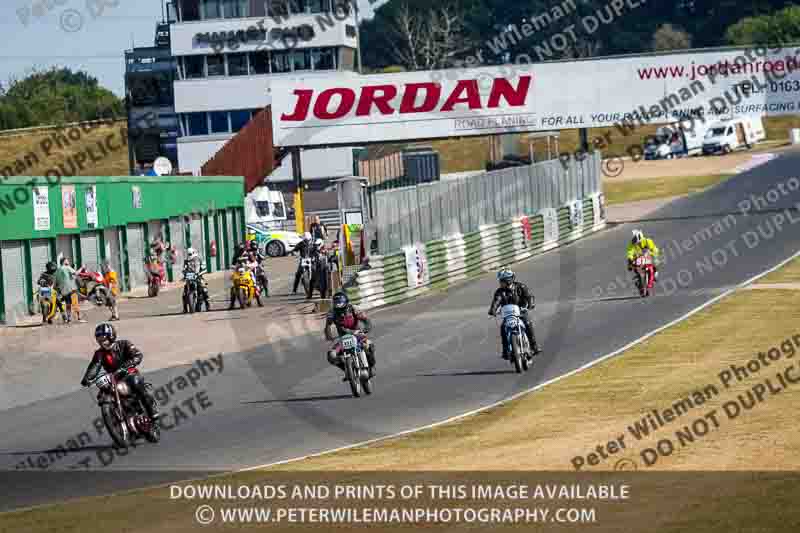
[542,208,558,244]
[569,200,584,230]
[404,243,429,289]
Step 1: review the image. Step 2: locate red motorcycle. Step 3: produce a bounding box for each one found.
[76,266,109,306]
[145,257,165,297]
[632,251,656,297]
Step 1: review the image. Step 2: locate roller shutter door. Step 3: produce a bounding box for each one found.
[126,224,146,289]
[148,220,163,244]
[80,232,100,271]
[190,216,203,256]
[169,217,185,262]
[1,241,26,325]
[226,210,235,263]
[104,228,122,284]
[56,235,74,265]
[30,239,52,280]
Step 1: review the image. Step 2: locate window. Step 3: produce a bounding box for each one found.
[309,0,325,12]
[207,54,225,76]
[291,49,312,71]
[230,110,251,132]
[272,201,285,218]
[312,48,335,70]
[271,51,291,73]
[255,201,271,217]
[183,56,205,79]
[187,113,209,135]
[228,53,248,75]
[210,111,229,133]
[200,0,221,19]
[267,0,289,17]
[179,0,200,21]
[250,50,269,74]
[290,0,308,14]
[222,0,248,18]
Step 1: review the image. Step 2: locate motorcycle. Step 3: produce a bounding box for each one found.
[145,259,164,297]
[495,304,533,373]
[76,266,109,306]
[311,250,330,299]
[233,265,263,309]
[299,256,313,298]
[87,367,160,448]
[337,331,373,397]
[36,282,58,324]
[632,250,656,298]
[182,269,210,313]
[252,262,269,298]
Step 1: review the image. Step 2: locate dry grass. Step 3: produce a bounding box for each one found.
[0,120,130,177]
[603,174,734,205]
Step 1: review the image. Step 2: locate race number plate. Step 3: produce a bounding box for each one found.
[185,272,196,281]
[341,335,357,350]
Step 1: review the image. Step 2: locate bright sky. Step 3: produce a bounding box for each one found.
[0,0,382,98]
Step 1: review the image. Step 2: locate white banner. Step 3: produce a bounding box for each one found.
[541,208,558,244]
[270,46,800,147]
[404,243,429,289]
[570,200,584,230]
[85,185,98,227]
[33,187,50,231]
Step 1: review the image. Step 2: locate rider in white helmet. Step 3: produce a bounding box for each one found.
[292,232,315,294]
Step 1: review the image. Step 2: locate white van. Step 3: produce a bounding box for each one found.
[245,187,303,257]
[702,116,766,155]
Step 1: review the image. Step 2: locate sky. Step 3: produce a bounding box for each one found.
[0,0,383,98]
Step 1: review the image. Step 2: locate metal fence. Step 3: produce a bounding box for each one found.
[370,151,602,255]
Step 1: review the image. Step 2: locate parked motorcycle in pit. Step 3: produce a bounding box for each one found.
[299,257,313,298]
[632,250,656,298]
[495,304,533,373]
[182,269,210,313]
[76,266,109,306]
[336,331,373,397]
[145,259,165,297]
[86,368,160,448]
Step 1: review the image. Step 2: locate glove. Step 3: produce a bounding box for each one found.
[80,378,89,387]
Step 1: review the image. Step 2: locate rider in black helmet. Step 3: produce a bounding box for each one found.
[324,291,376,378]
[80,323,160,420]
[488,268,541,359]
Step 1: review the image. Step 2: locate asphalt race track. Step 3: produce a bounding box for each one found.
[2,149,800,511]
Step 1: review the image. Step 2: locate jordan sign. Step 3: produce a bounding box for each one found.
[269,46,800,147]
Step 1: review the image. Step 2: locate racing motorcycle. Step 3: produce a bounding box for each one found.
[337,331,373,397]
[182,268,210,313]
[76,266,109,306]
[299,256,314,298]
[87,367,160,448]
[495,304,533,373]
[233,265,263,309]
[35,280,58,324]
[632,250,656,298]
[252,262,269,298]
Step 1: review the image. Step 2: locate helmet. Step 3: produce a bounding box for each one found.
[187,248,198,260]
[497,268,515,285]
[632,229,644,245]
[333,291,348,312]
[315,238,324,248]
[248,240,258,251]
[46,261,57,274]
[303,232,312,241]
[95,322,117,349]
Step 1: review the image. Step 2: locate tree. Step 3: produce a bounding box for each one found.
[725,6,800,45]
[652,23,693,50]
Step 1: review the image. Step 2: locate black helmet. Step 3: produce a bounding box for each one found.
[332,292,348,312]
[95,322,117,349]
[46,261,57,274]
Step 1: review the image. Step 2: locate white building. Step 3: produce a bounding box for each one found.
[168,0,360,186]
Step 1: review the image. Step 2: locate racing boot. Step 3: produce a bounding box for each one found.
[366,343,376,378]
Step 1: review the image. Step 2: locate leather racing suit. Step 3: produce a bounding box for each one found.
[324,304,376,374]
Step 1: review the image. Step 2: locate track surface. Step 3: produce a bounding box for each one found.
[2,150,800,511]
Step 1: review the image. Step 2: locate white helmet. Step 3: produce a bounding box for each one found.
[632,230,644,244]
[303,232,312,241]
[315,238,324,247]
[187,247,198,260]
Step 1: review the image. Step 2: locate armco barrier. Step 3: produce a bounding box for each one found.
[344,192,606,310]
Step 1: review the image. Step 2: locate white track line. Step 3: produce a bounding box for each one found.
[8,248,800,514]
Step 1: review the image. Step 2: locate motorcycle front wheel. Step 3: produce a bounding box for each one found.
[511,335,523,374]
[101,404,129,448]
[346,358,361,398]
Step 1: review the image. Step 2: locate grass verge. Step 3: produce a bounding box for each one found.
[603,174,734,205]
[4,251,800,532]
